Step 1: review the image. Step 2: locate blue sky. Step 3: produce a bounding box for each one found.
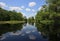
[0,0,46,18]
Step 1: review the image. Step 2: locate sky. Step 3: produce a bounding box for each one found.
[0,0,46,18]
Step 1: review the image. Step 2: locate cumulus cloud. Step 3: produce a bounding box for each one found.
[9,6,22,11]
[25,8,31,12]
[21,6,25,9]
[29,2,36,7]
[0,2,6,8]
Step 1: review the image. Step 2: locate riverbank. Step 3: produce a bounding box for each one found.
[0,21,25,24]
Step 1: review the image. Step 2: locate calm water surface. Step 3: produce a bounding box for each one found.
[0,23,48,41]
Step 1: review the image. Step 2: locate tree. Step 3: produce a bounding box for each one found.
[23,16,27,23]
[35,0,60,41]
[0,8,10,21]
[0,8,24,21]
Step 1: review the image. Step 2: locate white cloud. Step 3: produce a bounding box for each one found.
[21,6,25,9]
[0,2,6,8]
[38,6,42,10]
[27,13,36,18]
[32,9,35,12]
[25,8,31,12]
[9,6,22,11]
[29,2,36,7]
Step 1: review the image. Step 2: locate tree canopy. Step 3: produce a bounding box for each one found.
[0,8,24,21]
[35,0,60,41]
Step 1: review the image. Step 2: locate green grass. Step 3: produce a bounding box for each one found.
[0,21,25,24]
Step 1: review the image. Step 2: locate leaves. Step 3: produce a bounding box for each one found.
[0,8,24,21]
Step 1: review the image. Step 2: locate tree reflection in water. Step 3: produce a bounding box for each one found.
[35,22,60,41]
[0,23,48,41]
[0,23,24,36]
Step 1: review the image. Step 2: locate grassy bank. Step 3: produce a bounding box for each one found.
[0,21,25,24]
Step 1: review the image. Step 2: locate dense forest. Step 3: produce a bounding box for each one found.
[35,0,60,41]
[0,7,25,21]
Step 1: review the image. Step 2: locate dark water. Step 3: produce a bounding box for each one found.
[0,23,48,41]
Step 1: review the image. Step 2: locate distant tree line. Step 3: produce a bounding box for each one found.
[27,17,35,23]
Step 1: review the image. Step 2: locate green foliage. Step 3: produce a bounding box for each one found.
[23,16,27,23]
[0,8,24,21]
[35,0,60,41]
[0,8,10,21]
[27,17,35,23]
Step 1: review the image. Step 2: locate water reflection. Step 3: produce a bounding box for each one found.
[0,23,48,41]
[29,34,36,40]
[35,22,60,41]
[0,23,23,36]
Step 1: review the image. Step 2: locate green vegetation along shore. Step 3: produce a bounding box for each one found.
[0,21,25,24]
